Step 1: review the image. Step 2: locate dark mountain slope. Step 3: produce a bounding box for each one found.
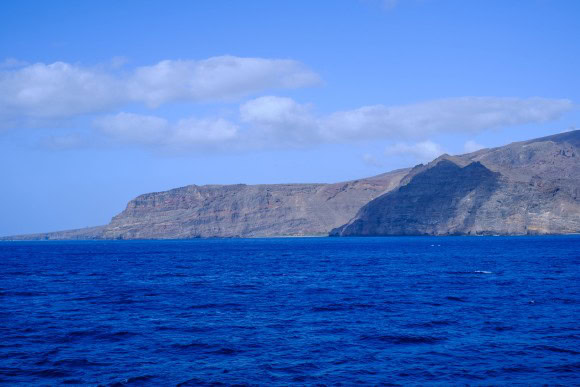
[332,130,580,236]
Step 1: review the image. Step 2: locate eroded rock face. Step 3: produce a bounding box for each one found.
[4,130,579,240]
[99,169,408,239]
[4,168,408,240]
[332,160,501,235]
[332,131,580,236]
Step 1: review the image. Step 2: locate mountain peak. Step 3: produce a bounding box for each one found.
[332,130,580,237]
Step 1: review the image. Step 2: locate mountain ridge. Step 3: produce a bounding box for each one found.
[2,130,579,240]
[2,168,409,240]
[332,130,580,236]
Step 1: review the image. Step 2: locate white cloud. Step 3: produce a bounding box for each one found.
[94,112,238,149]
[238,96,574,146]
[385,140,445,162]
[129,56,320,107]
[240,96,311,125]
[322,97,574,141]
[3,62,573,155]
[240,96,318,146]
[0,56,320,125]
[464,140,485,153]
[93,96,575,152]
[0,62,123,120]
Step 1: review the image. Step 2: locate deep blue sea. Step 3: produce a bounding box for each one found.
[1,236,579,385]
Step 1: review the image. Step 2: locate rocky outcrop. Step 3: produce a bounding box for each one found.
[99,168,408,239]
[4,169,408,240]
[331,130,580,236]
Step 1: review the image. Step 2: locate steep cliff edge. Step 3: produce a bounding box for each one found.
[4,130,579,240]
[4,168,408,240]
[332,130,580,236]
[100,168,408,239]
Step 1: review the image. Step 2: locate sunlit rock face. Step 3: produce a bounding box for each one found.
[5,168,407,240]
[97,168,408,239]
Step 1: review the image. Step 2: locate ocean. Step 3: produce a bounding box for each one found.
[1,236,579,385]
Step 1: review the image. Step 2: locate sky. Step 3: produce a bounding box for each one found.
[1,0,579,236]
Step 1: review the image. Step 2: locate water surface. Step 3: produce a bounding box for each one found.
[1,236,579,384]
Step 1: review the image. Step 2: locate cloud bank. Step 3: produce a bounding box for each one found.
[0,57,574,153]
[320,97,573,141]
[92,96,573,152]
[0,56,320,123]
[128,57,320,107]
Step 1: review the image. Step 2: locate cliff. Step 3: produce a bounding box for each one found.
[331,130,580,236]
[4,169,408,240]
[3,130,579,240]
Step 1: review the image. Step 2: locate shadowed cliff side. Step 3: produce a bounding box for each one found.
[331,159,501,235]
[332,130,580,236]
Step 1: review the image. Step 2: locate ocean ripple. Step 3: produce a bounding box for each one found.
[0,236,579,384]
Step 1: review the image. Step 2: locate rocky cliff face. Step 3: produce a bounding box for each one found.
[6,169,408,240]
[4,130,579,240]
[100,169,408,239]
[331,130,580,236]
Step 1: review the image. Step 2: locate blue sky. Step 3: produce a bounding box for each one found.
[1,0,579,235]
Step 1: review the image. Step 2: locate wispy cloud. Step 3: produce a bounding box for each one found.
[0,56,320,126]
[320,97,574,141]
[1,56,574,152]
[385,140,445,162]
[464,140,485,153]
[0,58,29,69]
[128,57,320,107]
[239,95,573,145]
[38,134,86,150]
[239,96,318,147]
[94,113,170,145]
[91,96,574,152]
[94,112,239,150]
[0,62,123,122]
